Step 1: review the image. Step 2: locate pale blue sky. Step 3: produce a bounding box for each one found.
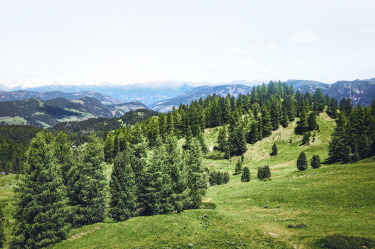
[0,0,374,87]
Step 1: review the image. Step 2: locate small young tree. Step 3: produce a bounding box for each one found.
[234,160,242,174]
[297,151,308,171]
[302,132,311,145]
[223,172,230,184]
[270,143,278,156]
[241,167,250,182]
[311,155,321,169]
[257,165,271,180]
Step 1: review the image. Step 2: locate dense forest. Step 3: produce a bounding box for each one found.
[2,80,375,248]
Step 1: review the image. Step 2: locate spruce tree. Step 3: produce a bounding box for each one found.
[312,88,326,112]
[297,151,308,171]
[257,165,271,180]
[296,108,308,134]
[235,160,242,174]
[311,155,321,169]
[186,139,207,209]
[11,133,68,248]
[307,112,318,131]
[302,132,311,145]
[67,134,106,226]
[241,167,250,182]
[184,126,193,150]
[223,172,230,184]
[110,151,139,221]
[270,143,278,156]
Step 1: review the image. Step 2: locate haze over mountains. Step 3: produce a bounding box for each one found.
[0,77,375,128]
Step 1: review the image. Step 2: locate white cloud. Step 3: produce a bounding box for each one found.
[268,43,279,49]
[289,30,322,42]
[242,60,254,69]
[225,47,253,54]
[358,27,373,33]
[261,68,270,73]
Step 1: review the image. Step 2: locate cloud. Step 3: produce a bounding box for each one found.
[268,43,279,49]
[358,27,373,33]
[241,60,254,69]
[225,47,253,54]
[289,30,322,42]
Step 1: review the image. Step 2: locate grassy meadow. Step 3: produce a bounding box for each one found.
[1,112,374,248]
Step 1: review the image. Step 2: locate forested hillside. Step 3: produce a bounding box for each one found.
[1,80,375,249]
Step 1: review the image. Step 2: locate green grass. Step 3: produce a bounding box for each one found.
[2,113,375,248]
[0,174,17,248]
[0,116,27,125]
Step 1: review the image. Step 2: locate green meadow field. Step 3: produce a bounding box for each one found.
[1,113,374,248]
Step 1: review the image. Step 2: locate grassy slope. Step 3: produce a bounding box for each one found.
[1,113,375,248]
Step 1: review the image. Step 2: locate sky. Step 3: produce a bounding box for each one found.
[0,0,374,88]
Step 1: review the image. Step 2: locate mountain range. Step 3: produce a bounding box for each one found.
[0,97,147,128]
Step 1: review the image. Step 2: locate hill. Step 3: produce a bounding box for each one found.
[9,113,366,248]
[0,90,122,105]
[51,109,159,134]
[0,97,148,128]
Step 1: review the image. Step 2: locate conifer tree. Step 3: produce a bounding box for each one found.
[11,133,68,248]
[312,88,326,112]
[311,155,321,169]
[104,132,114,162]
[302,132,311,145]
[197,128,209,154]
[296,108,308,134]
[241,167,250,182]
[297,151,308,171]
[67,134,106,226]
[307,112,318,131]
[228,125,247,156]
[257,165,271,180]
[109,151,139,221]
[270,143,278,156]
[51,132,73,185]
[235,159,242,174]
[184,126,193,150]
[186,139,207,209]
[223,172,230,184]
[261,107,273,137]
[217,125,227,151]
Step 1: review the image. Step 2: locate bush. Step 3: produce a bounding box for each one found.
[297,151,308,171]
[270,143,278,156]
[319,234,375,249]
[235,160,242,174]
[209,171,230,186]
[257,165,271,180]
[205,150,225,160]
[311,155,321,169]
[241,167,250,182]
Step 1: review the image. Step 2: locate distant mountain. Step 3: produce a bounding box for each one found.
[151,84,252,112]
[0,90,123,105]
[288,79,375,106]
[51,108,158,134]
[0,97,148,128]
[25,82,194,106]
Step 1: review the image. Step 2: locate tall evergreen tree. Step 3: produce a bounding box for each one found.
[312,88,326,112]
[109,151,139,221]
[296,108,308,134]
[311,155,321,169]
[270,143,278,156]
[11,133,68,248]
[297,151,308,171]
[186,139,207,209]
[67,134,106,226]
[307,112,318,131]
[235,159,242,174]
[241,167,250,182]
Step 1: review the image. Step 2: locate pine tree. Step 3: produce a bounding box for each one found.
[297,151,308,171]
[67,134,106,226]
[270,143,278,156]
[257,165,271,180]
[109,151,139,221]
[312,88,326,112]
[11,133,68,248]
[235,160,242,174]
[223,172,230,184]
[296,108,308,134]
[261,107,273,137]
[302,132,311,145]
[241,167,250,182]
[51,132,73,185]
[228,125,247,156]
[311,155,321,169]
[307,112,318,131]
[184,126,193,150]
[186,139,207,209]
[197,128,209,154]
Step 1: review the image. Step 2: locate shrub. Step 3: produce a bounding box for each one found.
[234,160,242,174]
[257,165,271,180]
[319,234,375,249]
[209,171,230,186]
[241,167,250,182]
[311,155,321,169]
[205,150,225,160]
[297,151,308,171]
[270,143,278,156]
